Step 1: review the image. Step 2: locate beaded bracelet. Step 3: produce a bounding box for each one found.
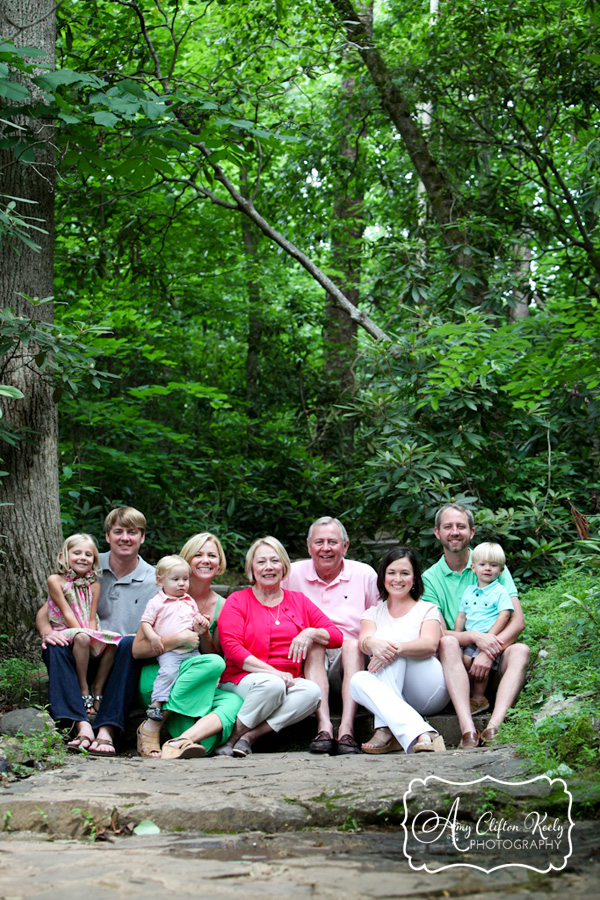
[359,635,371,655]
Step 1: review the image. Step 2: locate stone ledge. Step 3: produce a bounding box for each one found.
[0,746,530,839]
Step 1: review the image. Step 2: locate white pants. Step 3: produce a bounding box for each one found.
[350,656,449,753]
[220,674,321,732]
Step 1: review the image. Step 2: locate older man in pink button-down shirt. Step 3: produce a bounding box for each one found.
[282,516,378,755]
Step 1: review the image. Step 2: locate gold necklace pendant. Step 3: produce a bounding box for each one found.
[266,600,282,625]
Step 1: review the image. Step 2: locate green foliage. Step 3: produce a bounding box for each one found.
[5,725,67,777]
[0,653,40,705]
[0,300,117,470]
[346,302,599,582]
[70,807,103,841]
[20,725,67,768]
[0,192,48,252]
[3,0,599,581]
[501,572,600,773]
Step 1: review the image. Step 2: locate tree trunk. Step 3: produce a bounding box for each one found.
[319,5,372,452]
[508,241,532,322]
[324,55,369,399]
[0,0,61,651]
[328,0,486,299]
[320,67,368,452]
[241,171,263,419]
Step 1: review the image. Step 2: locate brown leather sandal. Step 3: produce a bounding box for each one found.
[161,738,207,760]
[137,722,161,758]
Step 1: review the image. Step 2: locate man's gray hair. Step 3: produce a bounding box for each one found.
[435,503,475,530]
[307,516,349,544]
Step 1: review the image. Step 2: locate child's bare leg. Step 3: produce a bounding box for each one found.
[72,633,92,695]
[91,645,117,704]
[463,655,473,672]
[471,672,490,705]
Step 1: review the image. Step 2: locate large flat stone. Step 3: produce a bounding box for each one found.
[0,746,529,838]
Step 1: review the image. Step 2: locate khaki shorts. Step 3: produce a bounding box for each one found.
[324,646,368,692]
[325,647,344,693]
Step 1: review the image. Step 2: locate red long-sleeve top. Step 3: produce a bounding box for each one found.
[219,588,344,684]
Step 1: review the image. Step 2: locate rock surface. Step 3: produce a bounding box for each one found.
[0,744,530,837]
[0,707,55,737]
[0,746,595,899]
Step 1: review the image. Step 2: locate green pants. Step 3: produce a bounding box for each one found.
[138,653,242,754]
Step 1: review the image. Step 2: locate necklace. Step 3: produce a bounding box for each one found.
[265,599,283,625]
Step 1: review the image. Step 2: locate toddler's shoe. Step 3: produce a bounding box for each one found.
[145,704,164,722]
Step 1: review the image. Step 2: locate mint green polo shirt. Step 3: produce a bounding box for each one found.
[422,550,518,629]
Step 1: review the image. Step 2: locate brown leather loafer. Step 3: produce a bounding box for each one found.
[480,724,499,746]
[309,731,336,755]
[458,730,480,750]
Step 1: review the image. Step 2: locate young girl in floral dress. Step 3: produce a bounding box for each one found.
[47,534,121,723]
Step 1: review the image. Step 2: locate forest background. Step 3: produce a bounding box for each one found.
[1,0,599,647]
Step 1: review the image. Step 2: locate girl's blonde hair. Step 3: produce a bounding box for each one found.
[245,536,291,583]
[56,534,102,577]
[155,555,191,581]
[471,541,506,568]
[179,532,226,576]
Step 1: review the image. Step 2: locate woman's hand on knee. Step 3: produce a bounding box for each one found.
[288,628,316,664]
[369,637,399,666]
[275,670,294,690]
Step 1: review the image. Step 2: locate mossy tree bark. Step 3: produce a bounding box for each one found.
[0,0,62,650]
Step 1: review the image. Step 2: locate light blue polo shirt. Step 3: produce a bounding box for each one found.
[422,550,517,628]
[459,580,514,633]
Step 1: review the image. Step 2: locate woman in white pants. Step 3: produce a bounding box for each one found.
[351,546,449,754]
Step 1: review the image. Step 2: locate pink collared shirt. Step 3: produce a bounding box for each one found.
[282,558,379,640]
[140,589,198,637]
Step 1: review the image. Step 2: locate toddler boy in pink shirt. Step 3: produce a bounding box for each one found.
[140,555,209,721]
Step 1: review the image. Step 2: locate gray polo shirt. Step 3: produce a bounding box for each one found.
[97,551,157,635]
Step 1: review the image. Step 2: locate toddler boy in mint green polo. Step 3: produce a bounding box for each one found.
[453,542,514,715]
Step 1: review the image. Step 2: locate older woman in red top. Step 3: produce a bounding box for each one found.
[216,536,343,757]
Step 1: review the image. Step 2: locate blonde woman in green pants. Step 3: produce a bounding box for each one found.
[133,533,242,758]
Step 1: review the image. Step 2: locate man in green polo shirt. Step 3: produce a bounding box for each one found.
[423,504,530,749]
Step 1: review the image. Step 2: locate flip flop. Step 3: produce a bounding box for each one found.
[67,735,92,753]
[161,738,207,760]
[88,738,116,757]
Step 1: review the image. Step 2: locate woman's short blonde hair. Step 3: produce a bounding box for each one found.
[155,555,191,581]
[179,533,226,576]
[56,534,102,577]
[471,541,506,569]
[245,536,291,583]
